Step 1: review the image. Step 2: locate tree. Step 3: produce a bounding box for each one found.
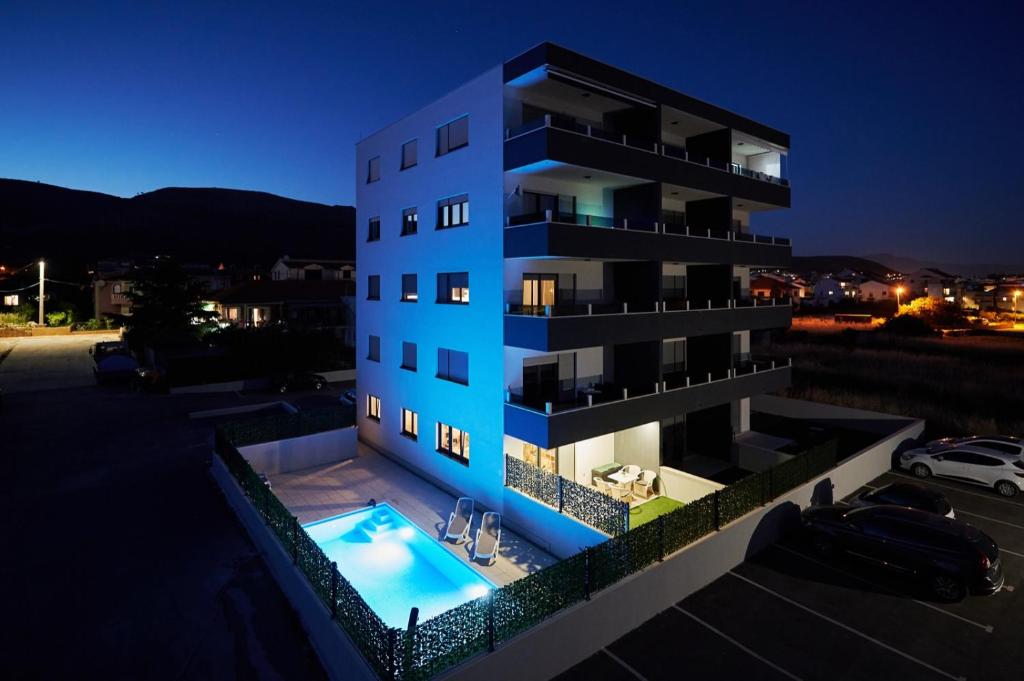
[123,259,218,350]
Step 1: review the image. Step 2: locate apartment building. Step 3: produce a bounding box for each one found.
[356,43,793,537]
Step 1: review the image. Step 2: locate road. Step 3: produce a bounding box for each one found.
[0,337,327,679]
[0,333,119,393]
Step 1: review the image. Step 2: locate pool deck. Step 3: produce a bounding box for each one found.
[270,442,556,587]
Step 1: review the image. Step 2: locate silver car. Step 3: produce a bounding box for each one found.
[899,445,1024,497]
[926,435,1023,458]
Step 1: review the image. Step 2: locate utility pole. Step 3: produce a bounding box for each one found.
[38,259,45,325]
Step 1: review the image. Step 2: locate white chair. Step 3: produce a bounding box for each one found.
[445,497,474,544]
[632,470,657,499]
[595,478,612,496]
[620,464,641,479]
[613,481,632,503]
[472,512,502,565]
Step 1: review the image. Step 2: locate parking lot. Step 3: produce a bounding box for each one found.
[557,469,1024,681]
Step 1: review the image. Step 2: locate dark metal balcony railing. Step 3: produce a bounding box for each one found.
[505,356,791,415]
[504,296,791,317]
[505,209,791,247]
[505,114,790,187]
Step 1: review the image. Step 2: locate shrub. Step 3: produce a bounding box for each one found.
[45,310,69,327]
[880,314,936,336]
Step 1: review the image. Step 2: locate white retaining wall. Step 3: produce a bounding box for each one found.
[658,465,725,503]
[239,427,358,475]
[210,456,377,681]
[441,413,925,681]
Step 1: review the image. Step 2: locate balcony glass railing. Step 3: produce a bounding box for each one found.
[504,296,790,317]
[505,356,791,415]
[505,114,790,186]
[505,209,789,245]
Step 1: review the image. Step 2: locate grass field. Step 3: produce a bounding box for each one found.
[764,331,1024,439]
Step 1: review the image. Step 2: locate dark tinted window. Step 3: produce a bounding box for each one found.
[367,275,380,300]
[367,335,380,362]
[437,272,469,304]
[971,453,1004,467]
[1013,460,1024,471]
[367,156,380,183]
[401,342,416,371]
[368,217,381,242]
[976,441,1020,455]
[437,348,468,385]
[401,274,418,302]
[938,450,972,464]
[401,140,417,169]
[437,116,469,156]
[401,207,418,236]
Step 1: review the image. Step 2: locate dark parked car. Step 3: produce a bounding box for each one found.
[849,482,954,518]
[801,505,1002,601]
[272,372,327,394]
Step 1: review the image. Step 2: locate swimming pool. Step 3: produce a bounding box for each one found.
[304,504,494,627]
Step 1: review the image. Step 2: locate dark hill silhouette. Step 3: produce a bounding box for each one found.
[0,179,354,268]
[791,255,897,280]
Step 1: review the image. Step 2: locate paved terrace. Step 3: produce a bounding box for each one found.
[271,442,557,587]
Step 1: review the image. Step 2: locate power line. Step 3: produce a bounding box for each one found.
[0,281,40,294]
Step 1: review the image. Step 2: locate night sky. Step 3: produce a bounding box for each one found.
[2,1,1021,265]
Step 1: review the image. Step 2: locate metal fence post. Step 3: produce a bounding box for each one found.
[292,516,299,564]
[584,548,592,600]
[330,562,339,619]
[557,475,564,513]
[387,629,397,681]
[658,515,665,561]
[713,491,721,531]
[487,589,496,652]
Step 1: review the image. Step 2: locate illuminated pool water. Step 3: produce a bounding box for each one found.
[304,504,494,627]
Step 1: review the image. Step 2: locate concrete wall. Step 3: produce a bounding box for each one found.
[443,408,925,681]
[210,456,377,681]
[239,427,358,475]
[658,465,724,502]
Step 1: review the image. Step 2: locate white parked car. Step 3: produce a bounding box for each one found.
[926,435,1023,458]
[899,445,1024,497]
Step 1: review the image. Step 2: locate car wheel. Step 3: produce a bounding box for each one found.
[995,480,1019,498]
[911,463,932,479]
[929,573,966,602]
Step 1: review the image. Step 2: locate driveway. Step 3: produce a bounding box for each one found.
[0,333,119,393]
[0,381,327,679]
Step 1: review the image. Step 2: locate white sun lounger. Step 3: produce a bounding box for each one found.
[473,512,501,565]
[445,497,474,544]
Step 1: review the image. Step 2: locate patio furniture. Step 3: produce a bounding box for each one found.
[594,478,612,496]
[591,462,622,482]
[620,464,641,478]
[632,469,658,499]
[445,497,474,544]
[472,511,502,565]
[613,481,632,503]
[608,468,640,485]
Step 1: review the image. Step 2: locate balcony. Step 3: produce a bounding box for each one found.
[503,214,790,267]
[504,297,792,351]
[504,359,792,448]
[504,115,790,207]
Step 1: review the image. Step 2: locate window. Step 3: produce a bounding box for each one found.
[401,341,417,371]
[401,274,418,302]
[367,275,380,300]
[3,294,19,306]
[437,348,468,385]
[436,115,469,156]
[368,216,381,242]
[112,283,122,294]
[401,207,418,236]
[975,441,1020,455]
[366,394,381,421]
[437,422,469,464]
[401,408,418,439]
[368,335,380,362]
[367,156,381,183]
[437,194,469,229]
[436,272,469,304]
[401,140,418,170]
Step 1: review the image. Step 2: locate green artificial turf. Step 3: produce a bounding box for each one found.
[629,495,685,527]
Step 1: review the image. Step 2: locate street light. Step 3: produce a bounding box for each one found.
[1014,289,1021,321]
[895,285,904,307]
[38,259,45,325]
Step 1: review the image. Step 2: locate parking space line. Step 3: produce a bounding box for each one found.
[772,545,994,633]
[674,606,803,681]
[955,509,1024,532]
[883,471,1024,508]
[726,571,967,681]
[999,547,1024,559]
[601,648,649,681]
